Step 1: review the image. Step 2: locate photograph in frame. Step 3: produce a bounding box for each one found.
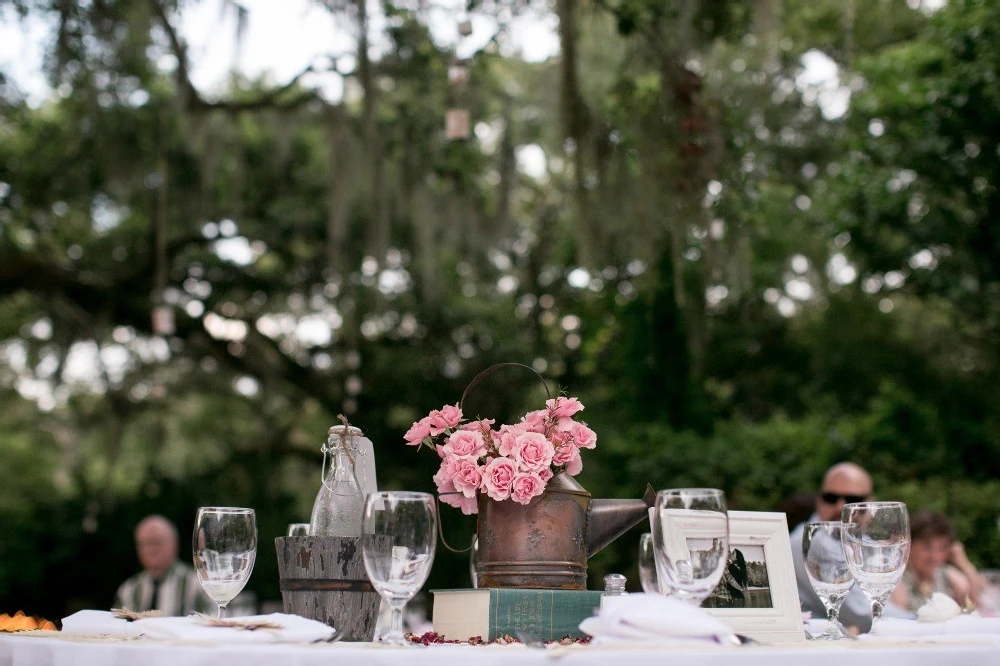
[701,511,803,642]
[703,543,773,609]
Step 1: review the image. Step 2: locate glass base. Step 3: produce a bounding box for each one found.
[808,619,847,641]
[810,630,844,641]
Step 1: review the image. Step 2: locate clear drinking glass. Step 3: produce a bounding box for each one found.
[638,533,660,594]
[978,570,1000,617]
[286,523,310,537]
[802,521,854,640]
[362,491,437,646]
[841,501,910,631]
[650,488,729,605]
[192,507,257,618]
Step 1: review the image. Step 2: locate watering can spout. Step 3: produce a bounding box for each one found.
[587,483,657,558]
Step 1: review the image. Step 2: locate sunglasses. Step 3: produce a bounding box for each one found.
[820,492,868,505]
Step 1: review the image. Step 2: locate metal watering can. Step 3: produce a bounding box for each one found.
[441,363,656,590]
[473,473,655,590]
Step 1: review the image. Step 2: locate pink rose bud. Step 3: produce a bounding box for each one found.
[404,417,432,446]
[439,403,463,428]
[546,396,584,418]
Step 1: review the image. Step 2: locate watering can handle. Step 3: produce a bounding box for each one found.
[440,363,552,554]
[436,496,475,553]
[459,362,552,411]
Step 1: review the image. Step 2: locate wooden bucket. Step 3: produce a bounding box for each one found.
[275,536,383,642]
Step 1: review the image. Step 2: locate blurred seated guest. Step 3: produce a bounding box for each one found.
[789,462,873,633]
[778,491,816,532]
[114,515,212,615]
[890,510,982,615]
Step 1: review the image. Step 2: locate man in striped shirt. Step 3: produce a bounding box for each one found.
[113,515,213,616]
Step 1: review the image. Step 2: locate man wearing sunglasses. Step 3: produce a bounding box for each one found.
[789,462,874,634]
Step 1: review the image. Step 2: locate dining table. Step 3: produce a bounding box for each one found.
[2,630,1000,666]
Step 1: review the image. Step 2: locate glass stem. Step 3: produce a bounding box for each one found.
[871,598,885,627]
[389,602,405,641]
[824,606,842,637]
[217,604,224,619]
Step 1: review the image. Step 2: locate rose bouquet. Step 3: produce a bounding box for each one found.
[403,396,597,515]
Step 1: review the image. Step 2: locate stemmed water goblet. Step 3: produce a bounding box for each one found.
[802,521,854,639]
[362,491,437,646]
[638,533,661,594]
[841,501,910,632]
[192,507,257,618]
[650,488,729,605]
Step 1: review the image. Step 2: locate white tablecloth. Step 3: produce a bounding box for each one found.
[2,632,1000,666]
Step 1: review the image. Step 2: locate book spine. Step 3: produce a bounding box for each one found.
[487,589,602,641]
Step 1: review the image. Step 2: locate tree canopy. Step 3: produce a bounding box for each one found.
[1,0,999,618]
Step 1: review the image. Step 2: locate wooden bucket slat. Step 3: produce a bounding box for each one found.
[275,535,386,642]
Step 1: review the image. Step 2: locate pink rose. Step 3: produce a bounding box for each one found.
[461,418,495,431]
[546,396,584,418]
[427,412,449,436]
[570,422,596,449]
[554,417,576,433]
[550,428,570,448]
[438,481,479,515]
[552,443,576,466]
[442,430,487,460]
[510,471,546,505]
[511,431,554,472]
[563,447,583,476]
[520,409,548,434]
[482,457,517,501]
[404,417,432,446]
[538,467,553,483]
[451,459,484,497]
[497,425,524,457]
[433,456,461,488]
[441,403,463,427]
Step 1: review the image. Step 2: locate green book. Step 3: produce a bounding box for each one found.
[431,588,602,642]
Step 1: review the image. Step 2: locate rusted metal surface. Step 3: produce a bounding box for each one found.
[474,474,655,590]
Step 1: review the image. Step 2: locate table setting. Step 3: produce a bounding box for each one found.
[3,366,1000,666]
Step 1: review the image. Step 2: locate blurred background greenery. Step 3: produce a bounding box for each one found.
[1,0,999,620]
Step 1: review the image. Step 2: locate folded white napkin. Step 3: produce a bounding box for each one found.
[579,593,735,646]
[60,610,130,636]
[872,615,1000,644]
[917,592,962,622]
[126,613,336,643]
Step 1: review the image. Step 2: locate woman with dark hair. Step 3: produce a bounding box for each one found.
[889,510,983,615]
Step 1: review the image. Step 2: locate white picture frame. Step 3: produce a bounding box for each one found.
[702,510,804,643]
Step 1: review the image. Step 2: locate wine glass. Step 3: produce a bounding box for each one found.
[650,488,729,605]
[638,533,660,594]
[362,491,437,645]
[841,501,910,631]
[192,507,257,618]
[802,521,854,640]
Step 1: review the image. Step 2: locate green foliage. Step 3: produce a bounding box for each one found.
[1,0,999,616]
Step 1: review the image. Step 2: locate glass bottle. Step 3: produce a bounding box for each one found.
[601,573,628,612]
[309,425,366,537]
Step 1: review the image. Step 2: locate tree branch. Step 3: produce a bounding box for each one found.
[151,0,331,112]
